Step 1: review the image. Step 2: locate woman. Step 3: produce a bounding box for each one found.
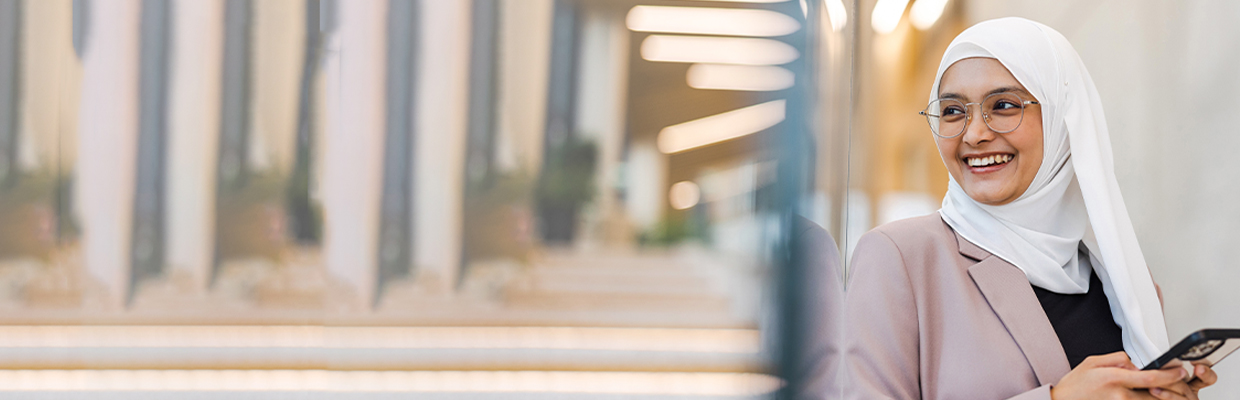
[838,18,1218,399]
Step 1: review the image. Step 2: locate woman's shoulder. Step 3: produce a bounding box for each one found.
[848,213,969,295]
[854,213,960,262]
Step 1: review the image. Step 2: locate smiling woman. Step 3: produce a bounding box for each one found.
[838,17,1218,400]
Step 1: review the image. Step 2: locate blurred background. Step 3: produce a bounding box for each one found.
[0,0,1236,398]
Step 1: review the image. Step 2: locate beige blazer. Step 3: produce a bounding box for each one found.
[838,214,1074,400]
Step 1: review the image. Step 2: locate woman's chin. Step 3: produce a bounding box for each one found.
[964,187,1016,206]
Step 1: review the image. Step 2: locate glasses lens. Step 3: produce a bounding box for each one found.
[983,93,1025,133]
[926,99,967,137]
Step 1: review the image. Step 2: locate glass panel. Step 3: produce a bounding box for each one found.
[0,0,856,397]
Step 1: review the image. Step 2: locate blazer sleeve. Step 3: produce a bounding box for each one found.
[839,230,1056,400]
[839,230,922,400]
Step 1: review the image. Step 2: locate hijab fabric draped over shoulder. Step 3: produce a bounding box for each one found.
[931,17,1169,367]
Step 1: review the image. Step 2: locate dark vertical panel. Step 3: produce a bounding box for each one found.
[287,0,322,244]
[375,0,417,306]
[319,0,336,33]
[72,0,89,58]
[129,0,172,303]
[541,0,577,161]
[534,0,582,244]
[0,0,19,187]
[774,1,820,399]
[217,0,252,189]
[212,0,252,284]
[456,0,501,286]
[463,0,499,189]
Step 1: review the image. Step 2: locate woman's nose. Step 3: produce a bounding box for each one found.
[962,110,996,146]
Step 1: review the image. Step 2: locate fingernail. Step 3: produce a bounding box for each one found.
[1152,388,1163,395]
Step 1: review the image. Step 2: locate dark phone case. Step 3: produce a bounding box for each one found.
[1143,329,1240,370]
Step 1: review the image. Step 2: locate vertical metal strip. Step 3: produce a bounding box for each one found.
[0,0,20,187]
[212,0,252,284]
[375,0,417,307]
[129,0,172,304]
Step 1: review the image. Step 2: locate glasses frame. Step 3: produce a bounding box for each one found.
[919,93,1040,139]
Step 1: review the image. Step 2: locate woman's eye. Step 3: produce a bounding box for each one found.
[942,106,966,115]
[992,100,1019,110]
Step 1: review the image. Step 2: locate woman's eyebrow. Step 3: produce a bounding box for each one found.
[986,86,1030,97]
[940,92,966,100]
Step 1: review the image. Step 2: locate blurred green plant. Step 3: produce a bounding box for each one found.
[0,172,72,260]
[216,172,292,262]
[535,138,596,244]
[463,171,535,262]
[636,214,699,247]
[536,139,597,207]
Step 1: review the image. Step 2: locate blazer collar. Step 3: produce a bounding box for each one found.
[953,226,991,261]
[958,229,1072,386]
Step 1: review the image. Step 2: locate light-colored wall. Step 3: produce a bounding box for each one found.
[19,0,74,174]
[250,0,304,174]
[495,0,553,176]
[968,0,1240,395]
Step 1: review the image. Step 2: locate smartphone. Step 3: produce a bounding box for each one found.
[1143,329,1240,371]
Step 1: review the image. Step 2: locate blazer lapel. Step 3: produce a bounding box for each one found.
[959,233,1072,386]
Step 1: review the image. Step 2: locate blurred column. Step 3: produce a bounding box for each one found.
[128,0,172,302]
[572,7,629,248]
[77,0,140,305]
[412,0,470,294]
[0,0,18,186]
[536,0,580,244]
[286,0,322,244]
[321,0,386,305]
[375,0,416,305]
[626,138,666,232]
[166,0,223,290]
[463,0,497,188]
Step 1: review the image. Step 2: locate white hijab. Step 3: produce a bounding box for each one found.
[933,17,1169,367]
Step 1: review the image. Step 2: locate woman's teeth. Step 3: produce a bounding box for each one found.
[966,154,1012,167]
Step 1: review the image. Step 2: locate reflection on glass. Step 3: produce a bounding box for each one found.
[0,0,853,397]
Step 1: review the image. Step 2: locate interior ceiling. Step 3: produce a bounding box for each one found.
[594,0,792,172]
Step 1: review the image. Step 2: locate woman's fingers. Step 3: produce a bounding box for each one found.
[1083,351,1137,369]
[1151,380,1195,400]
[1113,367,1186,389]
[1150,386,1192,400]
[1188,364,1218,390]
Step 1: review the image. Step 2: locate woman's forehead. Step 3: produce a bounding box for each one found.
[939,57,1031,100]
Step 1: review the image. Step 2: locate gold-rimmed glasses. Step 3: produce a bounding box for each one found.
[919,92,1039,139]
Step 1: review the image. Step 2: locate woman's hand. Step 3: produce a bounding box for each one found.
[1050,352,1186,400]
[1148,363,1218,400]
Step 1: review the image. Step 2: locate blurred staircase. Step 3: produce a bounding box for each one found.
[0,248,778,399]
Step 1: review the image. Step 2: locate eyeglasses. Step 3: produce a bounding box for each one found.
[919,92,1039,139]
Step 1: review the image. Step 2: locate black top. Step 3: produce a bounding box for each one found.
[1031,264,1126,369]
